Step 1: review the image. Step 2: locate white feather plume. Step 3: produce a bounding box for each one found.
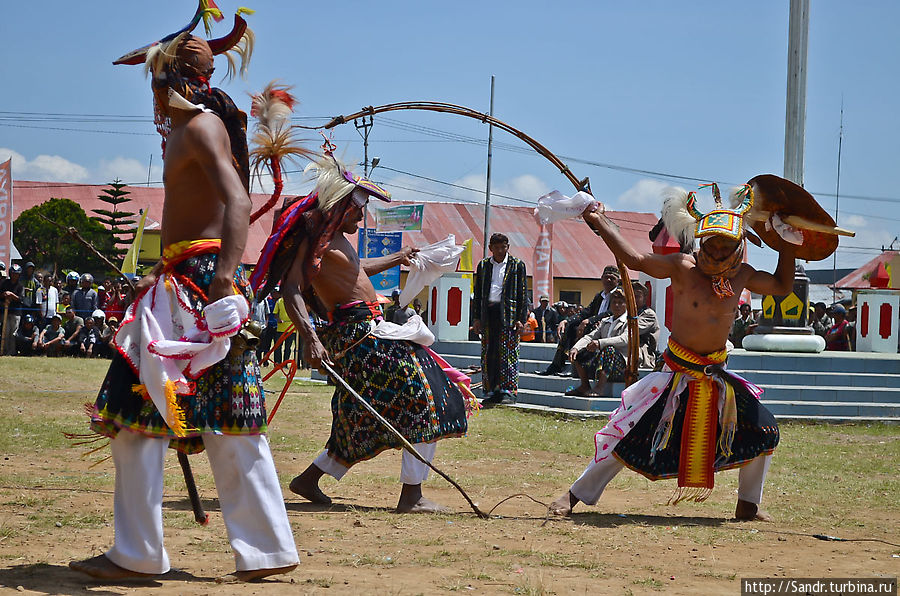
[305,156,355,213]
[661,186,697,248]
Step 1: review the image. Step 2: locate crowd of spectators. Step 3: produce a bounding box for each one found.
[0,263,130,358]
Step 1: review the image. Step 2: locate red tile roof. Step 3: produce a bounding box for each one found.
[395,201,657,279]
[12,180,278,265]
[12,181,657,278]
[834,250,899,289]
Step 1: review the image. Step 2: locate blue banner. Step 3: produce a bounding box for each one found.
[358,228,402,292]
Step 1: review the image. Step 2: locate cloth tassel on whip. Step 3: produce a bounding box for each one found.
[38,213,208,525]
[321,361,489,519]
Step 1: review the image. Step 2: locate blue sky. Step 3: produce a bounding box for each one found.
[2,1,898,273]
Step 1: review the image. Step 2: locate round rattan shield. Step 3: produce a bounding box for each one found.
[748,174,839,261]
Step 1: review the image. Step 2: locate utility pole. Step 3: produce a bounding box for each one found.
[483,75,495,259]
[784,0,809,185]
[832,102,844,303]
[355,115,374,258]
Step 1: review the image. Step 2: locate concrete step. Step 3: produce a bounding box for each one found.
[511,388,620,412]
[730,369,898,388]
[760,399,900,418]
[753,384,900,404]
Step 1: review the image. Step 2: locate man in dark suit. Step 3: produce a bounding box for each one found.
[472,233,529,405]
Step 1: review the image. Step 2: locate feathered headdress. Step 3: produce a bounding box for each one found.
[304,152,392,213]
[248,82,314,224]
[661,183,754,248]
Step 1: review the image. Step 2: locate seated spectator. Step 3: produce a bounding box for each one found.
[730,302,756,348]
[825,304,851,351]
[100,316,119,358]
[538,265,620,376]
[14,314,40,356]
[412,298,424,316]
[38,314,66,357]
[60,306,84,356]
[810,302,832,338]
[565,283,659,396]
[91,309,113,358]
[566,289,629,396]
[846,305,858,351]
[78,316,102,357]
[631,283,660,369]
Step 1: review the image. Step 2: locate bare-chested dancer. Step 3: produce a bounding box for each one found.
[250,153,474,514]
[550,184,795,521]
[70,12,298,582]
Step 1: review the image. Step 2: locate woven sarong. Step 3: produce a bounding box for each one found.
[90,243,266,454]
[481,303,520,395]
[322,302,468,467]
[590,339,779,503]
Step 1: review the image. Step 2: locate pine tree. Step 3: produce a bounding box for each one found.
[91,179,137,262]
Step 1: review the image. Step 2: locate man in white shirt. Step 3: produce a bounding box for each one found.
[472,233,529,405]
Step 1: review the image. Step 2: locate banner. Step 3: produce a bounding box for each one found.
[0,159,12,267]
[373,204,424,232]
[121,208,148,274]
[457,238,474,272]
[532,223,553,306]
[358,228,402,292]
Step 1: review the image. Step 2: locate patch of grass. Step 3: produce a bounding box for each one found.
[340,553,398,567]
[304,577,333,588]
[27,511,109,530]
[632,576,664,590]
[538,551,602,571]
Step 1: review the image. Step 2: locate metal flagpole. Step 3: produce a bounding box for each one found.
[482,76,495,258]
[832,101,844,303]
[783,0,809,185]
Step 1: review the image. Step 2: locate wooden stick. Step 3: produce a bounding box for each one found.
[322,361,489,519]
[782,215,856,237]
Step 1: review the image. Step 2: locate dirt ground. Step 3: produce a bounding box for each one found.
[0,358,897,595]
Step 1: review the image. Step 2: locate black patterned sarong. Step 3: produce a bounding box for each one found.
[91,250,267,454]
[321,302,468,468]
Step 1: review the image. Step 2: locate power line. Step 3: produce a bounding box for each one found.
[5,110,900,204]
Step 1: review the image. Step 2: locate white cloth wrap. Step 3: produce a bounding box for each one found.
[765,212,804,245]
[114,275,249,429]
[399,235,464,307]
[533,190,598,226]
[372,314,435,346]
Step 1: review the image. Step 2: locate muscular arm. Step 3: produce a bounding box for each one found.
[582,209,684,280]
[745,246,796,296]
[185,113,252,303]
[282,238,330,368]
[361,246,418,276]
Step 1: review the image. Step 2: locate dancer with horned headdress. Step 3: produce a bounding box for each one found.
[550,179,809,520]
[70,2,299,581]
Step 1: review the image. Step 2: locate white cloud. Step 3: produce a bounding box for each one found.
[840,214,867,229]
[0,147,89,183]
[613,178,670,212]
[96,157,162,185]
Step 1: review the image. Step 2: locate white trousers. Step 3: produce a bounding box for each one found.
[313,442,437,485]
[569,453,772,506]
[106,429,299,574]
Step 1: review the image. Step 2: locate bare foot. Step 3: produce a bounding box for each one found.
[396,496,451,514]
[548,491,579,516]
[396,483,450,513]
[69,554,158,580]
[734,499,774,521]
[289,465,332,505]
[217,565,298,583]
